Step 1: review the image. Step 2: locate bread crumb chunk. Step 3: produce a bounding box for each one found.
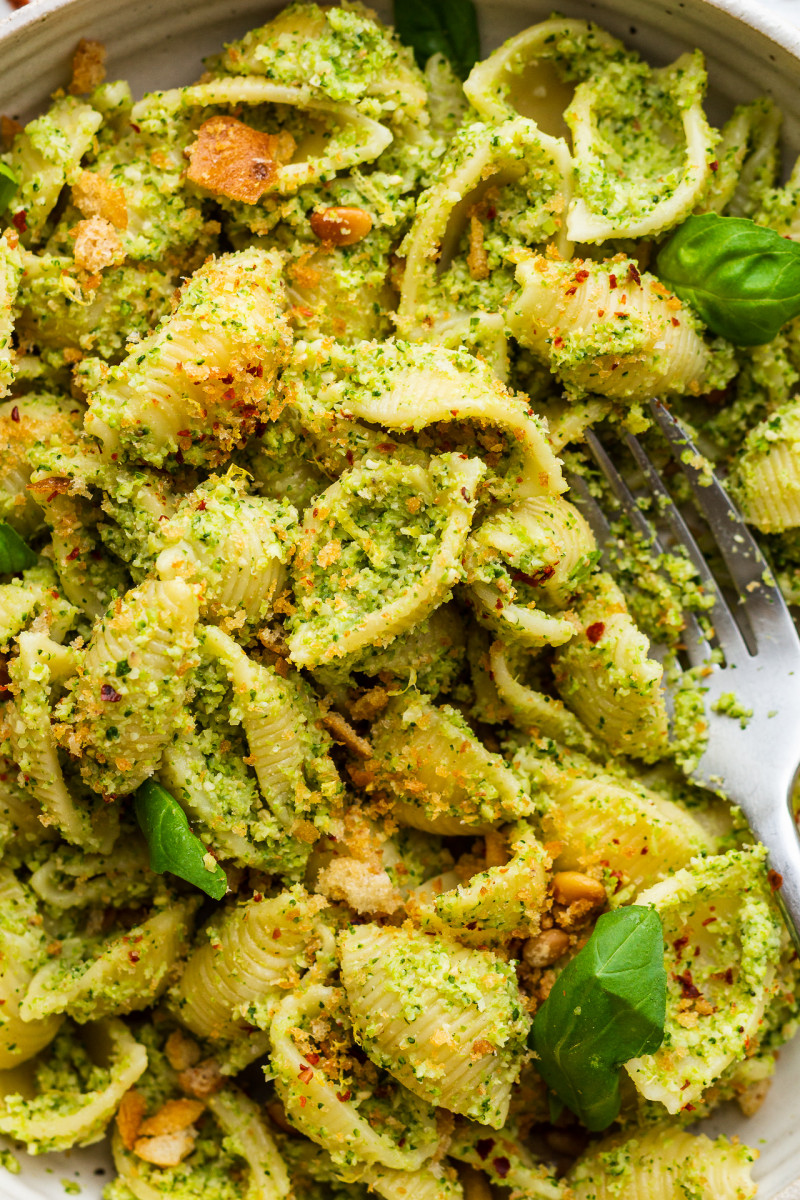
[71,216,125,273]
[133,1129,196,1168]
[315,855,402,915]
[185,116,295,204]
[69,38,106,95]
[115,1088,146,1151]
[72,170,128,230]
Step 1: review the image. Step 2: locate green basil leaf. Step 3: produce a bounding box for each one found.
[134,779,227,900]
[392,0,480,80]
[0,521,37,574]
[529,906,666,1131]
[0,164,17,216]
[656,213,800,346]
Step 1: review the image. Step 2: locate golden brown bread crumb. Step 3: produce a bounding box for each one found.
[185,116,295,204]
[115,1088,146,1151]
[165,1029,201,1072]
[315,855,402,915]
[138,1098,205,1137]
[0,115,22,150]
[177,1058,225,1099]
[72,170,128,231]
[133,1129,196,1167]
[321,710,372,759]
[70,216,125,273]
[69,38,106,95]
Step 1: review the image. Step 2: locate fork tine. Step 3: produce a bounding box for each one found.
[584,430,714,669]
[650,399,798,653]
[622,430,748,668]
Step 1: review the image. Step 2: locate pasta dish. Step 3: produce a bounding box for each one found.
[0,4,797,1197]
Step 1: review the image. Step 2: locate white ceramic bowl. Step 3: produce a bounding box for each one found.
[1,0,800,1194]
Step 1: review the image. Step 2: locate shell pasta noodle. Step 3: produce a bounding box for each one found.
[3,2,800,1197]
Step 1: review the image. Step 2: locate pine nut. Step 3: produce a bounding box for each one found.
[523,927,570,968]
[309,206,373,246]
[551,871,606,907]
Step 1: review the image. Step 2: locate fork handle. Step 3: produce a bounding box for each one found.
[746,789,800,957]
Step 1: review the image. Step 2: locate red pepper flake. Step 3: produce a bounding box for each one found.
[574,269,590,283]
[345,450,354,466]
[246,363,264,377]
[768,869,783,892]
[586,621,605,644]
[100,684,122,702]
[222,388,235,402]
[552,335,564,349]
[475,1139,494,1161]
[271,928,282,939]
[564,285,577,297]
[65,546,81,561]
[709,160,719,172]
[376,442,397,452]
[336,1089,351,1102]
[671,316,680,327]
[673,935,690,955]
[297,1065,314,1084]
[220,373,234,385]
[11,210,27,233]
[460,487,471,502]
[128,950,140,964]
[177,429,191,437]
[640,846,649,855]
[305,1052,320,1066]
[197,500,207,511]
[597,308,605,318]
[495,599,504,611]
[682,1103,696,1112]
[130,122,141,133]
[675,969,700,999]
[628,263,641,286]
[493,1158,511,1180]
[702,916,717,926]
[609,273,617,289]
[10,406,19,423]
[299,1096,307,1107]
[512,565,555,587]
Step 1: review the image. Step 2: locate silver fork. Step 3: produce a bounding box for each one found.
[573,398,800,951]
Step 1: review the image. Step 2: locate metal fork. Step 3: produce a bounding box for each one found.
[573,398,800,951]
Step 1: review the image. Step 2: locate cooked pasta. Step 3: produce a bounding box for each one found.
[339,923,531,1127]
[0,4,795,1196]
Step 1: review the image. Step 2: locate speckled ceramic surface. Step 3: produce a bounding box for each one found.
[0,0,799,1195]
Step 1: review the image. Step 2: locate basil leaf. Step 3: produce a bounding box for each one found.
[134,779,227,900]
[393,0,480,80]
[0,521,37,574]
[529,906,666,1131]
[656,213,800,346]
[0,164,17,216]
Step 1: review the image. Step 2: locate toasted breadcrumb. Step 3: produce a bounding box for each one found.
[315,856,402,915]
[69,38,106,95]
[349,686,389,722]
[321,710,372,758]
[0,115,22,150]
[71,216,125,273]
[133,1129,197,1168]
[177,1058,225,1099]
[138,1098,205,1137]
[165,1029,201,1072]
[116,1088,146,1151]
[72,170,128,230]
[466,214,489,281]
[185,116,296,204]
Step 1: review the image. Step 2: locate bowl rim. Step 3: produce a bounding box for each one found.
[2,0,800,59]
